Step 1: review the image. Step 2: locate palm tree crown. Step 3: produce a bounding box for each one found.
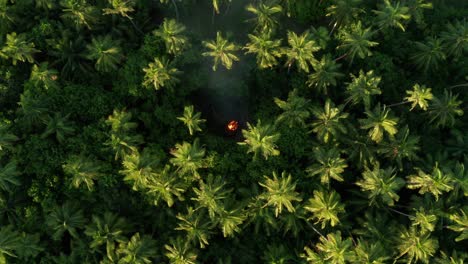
[244,32,282,69]
[202,31,239,71]
[337,21,379,63]
[154,18,188,55]
[177,105,206,136]
[373,0,411,32]
[85,35,123,72]
[142,57,180,90]
[238,120,280,160]
[246,2,283,33]
[0,32,39,65]
[284,30,321,72]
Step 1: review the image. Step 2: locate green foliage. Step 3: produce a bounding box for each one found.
[45,202,86,240]
[337,21,379,63]
[359,104,398,143]
[177,105,206,136]
[304,190,345,228]
[244,32,282,69]
[284,30,320,72]
[345,70,382,108]
[315,231,354,264]
[274,89,310,128]
[310,99,348,143]
[356,164,405,206]
[259,171,302,217]
[440,19,468,58]
[238,120,280,160]
[407,164,454,200]
[448,208,468,242]
[41,112,75,144]
[0,32,39,65]
[246,1,283,33]
[0,1,467,263]
[307,54,344,94]
[30,62,59,90]
[170,139,206,179]
[411,37,446,73]
[102,0,135,18]
[372,0,411,32]
[164,237,197,264]
[405,84,434,111]
[117,233,157,263]
[397,228,439,264]
[154,18,188,55]
[60,0,98,30]
[307,147,347,184]
[85,35,123,72]
[428,91,464,128]
[142,57,181,90]
[85,212,128,262]
[175,207,213,248]
[202,31,239,71]
[63,155,102,191]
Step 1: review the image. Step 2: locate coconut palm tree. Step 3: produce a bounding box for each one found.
[0,32,39,65]
[41,113,75,144]
[30,63,59,90]
[63,155,102,191]
[238,120,280,160]
[85,212,129,262]
[345,70,382,108]
[142,57,180,90]
[359,104,398,143]
[404,84,433,111]
[259,171,302,217]
[284,30,321,72]
[428,91,463,128]
[307,54,344,94]
[0,225,21,261]
[244,32,282,69]
[411,36,446,73]
[102,0,135,18]
[315,231,354,263]
[0,123,18,152]
[306,147,348,184]
[440,19,468,58]
[356,164,405,206]
[45,202,86,240]
[117,233,157,264]
[120,149,159,190]
[397,228,438,263]
[202,31,239,71]
[153,18,188,55]
[175,207,213,248]
[164,237,197,264]
[310,99,348,143]
[407,165,454,200]
[0,161,20,193]
[170,138,206,179]
[377,126,420,170]
[85,35,123,72]
[326,0,363,33]
[60,0,98,30]
[337,21,379,63]
[245,1,283,33]
[192,174,231,219]
[145,165,186,207]
[274,89,310,128]
[304,190,345,228]
[177,105,206,136]
[372,0,411,32]
[48,30,91,79]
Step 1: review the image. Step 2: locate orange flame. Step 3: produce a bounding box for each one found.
[226,120,239,132]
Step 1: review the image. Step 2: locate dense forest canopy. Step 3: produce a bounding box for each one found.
[0,0,467,263]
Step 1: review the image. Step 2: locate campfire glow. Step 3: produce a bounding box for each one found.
[226,120,239,132]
